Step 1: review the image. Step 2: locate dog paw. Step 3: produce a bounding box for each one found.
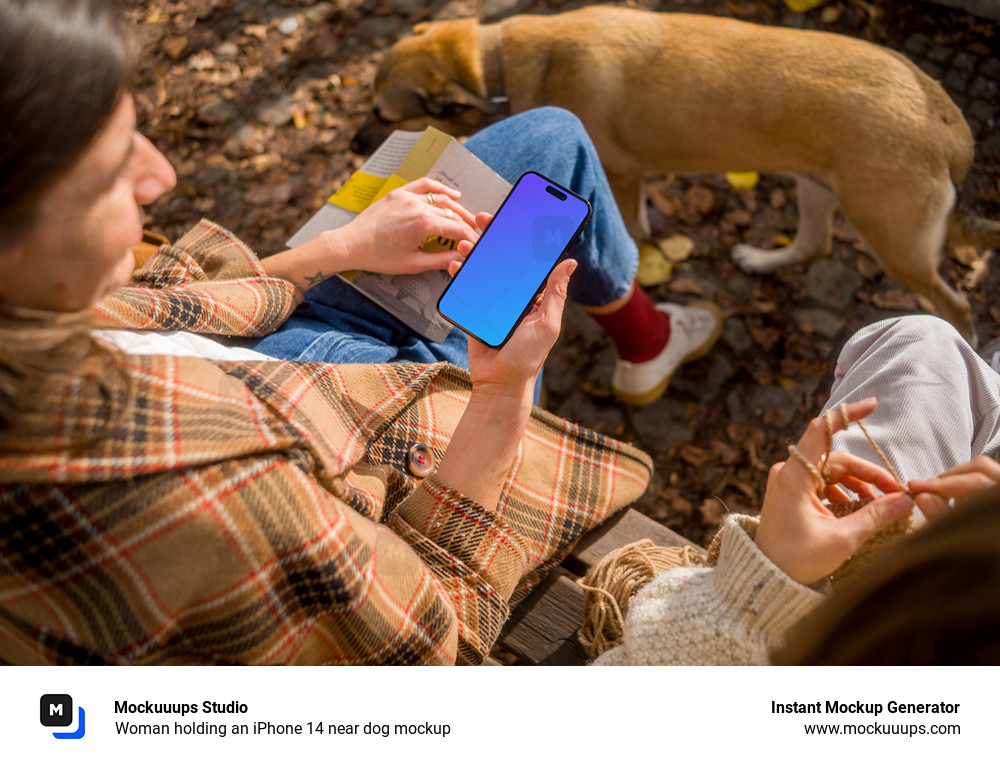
[732,243,781,274]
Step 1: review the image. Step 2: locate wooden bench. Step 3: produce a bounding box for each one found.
[486,509,705,665]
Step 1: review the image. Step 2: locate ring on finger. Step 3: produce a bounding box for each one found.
[426,192,437,207]
[443,208,454,220]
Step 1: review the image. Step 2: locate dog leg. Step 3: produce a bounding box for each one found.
[732,174,839,273]
[607,170,647,240]
[842,178,976,344]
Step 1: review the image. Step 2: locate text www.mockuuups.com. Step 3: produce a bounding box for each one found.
[773,700,962,737]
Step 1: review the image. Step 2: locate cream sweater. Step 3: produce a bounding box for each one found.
[594,515,824,665]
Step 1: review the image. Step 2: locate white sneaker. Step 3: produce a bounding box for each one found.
[611,301,723,406]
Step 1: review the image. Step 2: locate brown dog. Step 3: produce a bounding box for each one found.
[352,6,1000,342]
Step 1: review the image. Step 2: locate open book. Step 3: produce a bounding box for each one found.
[288,127,511,342]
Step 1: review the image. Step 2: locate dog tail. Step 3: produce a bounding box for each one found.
[949,205,1000,249]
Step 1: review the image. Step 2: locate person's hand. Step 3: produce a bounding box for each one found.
[339,177,479,274]
[755,398,915,584]
[908,456,1000,520]
[446,247,576,398]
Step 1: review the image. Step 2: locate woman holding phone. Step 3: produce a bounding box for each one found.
[0,0,654,665]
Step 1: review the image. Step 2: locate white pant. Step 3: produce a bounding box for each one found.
[825,315,1000,484]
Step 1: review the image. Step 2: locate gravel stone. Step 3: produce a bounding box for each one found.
[792,307,846,339]
[918,60,943,79]
[721,317,754,356]
[631,396,695,449]
[927,44,955,64]
[903,32,930,56]
[970,76,998,100]
[805,258,864,310]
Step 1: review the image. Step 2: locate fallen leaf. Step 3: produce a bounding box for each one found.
[725,209,752,228]
[821,6,841,22]
[784,0,825,12]
[647,185,678,218]
[772,234,792,247]
[658,234,696,263]
[855,253,882,279]
[679,444,711,467]
[162,36,188,60]
[960,251,992,290]
[711,440,743,466]
[579,381,612,399]
[770,188,787,208]
[637,243,674,286]
[668,275,705,296]
[292,103,311,130]
[684,185,715,215]
[871,289,919,310]
[952,244,981,266]
[725,171,759,191]
[188,51,216,71]
[244,25,269,40]
[726,475,759,502]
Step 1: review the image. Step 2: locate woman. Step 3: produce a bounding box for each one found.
[0,0,654,665]
[593,315,1000,665]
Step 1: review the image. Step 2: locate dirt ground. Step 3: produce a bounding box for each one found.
[125,0,999,545]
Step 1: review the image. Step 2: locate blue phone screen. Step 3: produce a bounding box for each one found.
[437,172,591,347]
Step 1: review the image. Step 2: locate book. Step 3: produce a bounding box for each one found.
[287,127,512,342]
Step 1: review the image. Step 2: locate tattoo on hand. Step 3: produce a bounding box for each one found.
[305,271,330,287]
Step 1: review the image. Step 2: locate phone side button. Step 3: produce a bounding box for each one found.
[406,443,435,478]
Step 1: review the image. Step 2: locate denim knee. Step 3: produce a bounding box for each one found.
[515,107,589,146]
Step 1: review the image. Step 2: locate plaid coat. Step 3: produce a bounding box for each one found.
[0,221,652,665]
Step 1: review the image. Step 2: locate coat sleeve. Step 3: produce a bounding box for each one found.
[593,515,824,666]
[89,219,302,337]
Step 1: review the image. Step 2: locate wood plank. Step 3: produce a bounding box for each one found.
[497,570,589,666]
[565,508,705,574]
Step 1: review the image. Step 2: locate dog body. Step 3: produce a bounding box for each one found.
[355,6,1000,340]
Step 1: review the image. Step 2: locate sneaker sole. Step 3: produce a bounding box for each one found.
[612,301,724,406]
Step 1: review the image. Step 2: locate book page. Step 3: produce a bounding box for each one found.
[285,128,512,342]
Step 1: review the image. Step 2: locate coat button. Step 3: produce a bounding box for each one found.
[406,443,434,478]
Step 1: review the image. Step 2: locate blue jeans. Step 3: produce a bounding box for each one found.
[251,108,637,373]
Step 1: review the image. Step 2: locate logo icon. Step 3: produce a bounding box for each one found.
[40,694,86,739]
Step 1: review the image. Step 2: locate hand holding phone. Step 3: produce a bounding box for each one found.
[437,172,592,348]
[459,255,578,394]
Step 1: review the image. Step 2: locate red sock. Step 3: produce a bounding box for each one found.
[589,282,671,363]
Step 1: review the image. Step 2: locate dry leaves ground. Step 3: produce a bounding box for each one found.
[126,0,999,544]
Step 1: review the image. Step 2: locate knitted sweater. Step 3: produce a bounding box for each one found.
[594,514,824,665]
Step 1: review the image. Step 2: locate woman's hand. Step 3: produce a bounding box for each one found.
[261,178,479,292]
[755,398,915,584]
[908,456,1000,520]
[339,177,479,275]
[447,213,575,397]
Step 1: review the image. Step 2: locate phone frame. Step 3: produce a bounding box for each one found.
[436,171,593,348]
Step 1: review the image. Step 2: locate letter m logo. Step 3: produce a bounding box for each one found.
[40,694,73,727]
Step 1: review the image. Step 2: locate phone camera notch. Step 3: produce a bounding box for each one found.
[545,185,567,201]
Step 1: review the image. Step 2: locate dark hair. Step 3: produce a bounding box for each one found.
[0,0,135,238]
[773,485,1000,665]
[0,0,134,432]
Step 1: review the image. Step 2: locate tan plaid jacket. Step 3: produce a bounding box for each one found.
[0,221,652,665]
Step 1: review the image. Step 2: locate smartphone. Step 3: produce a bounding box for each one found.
[437,171,592,348]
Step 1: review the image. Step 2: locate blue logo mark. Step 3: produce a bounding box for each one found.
[40,694,86,739]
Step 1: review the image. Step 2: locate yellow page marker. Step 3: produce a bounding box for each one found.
[328,171,389,213]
